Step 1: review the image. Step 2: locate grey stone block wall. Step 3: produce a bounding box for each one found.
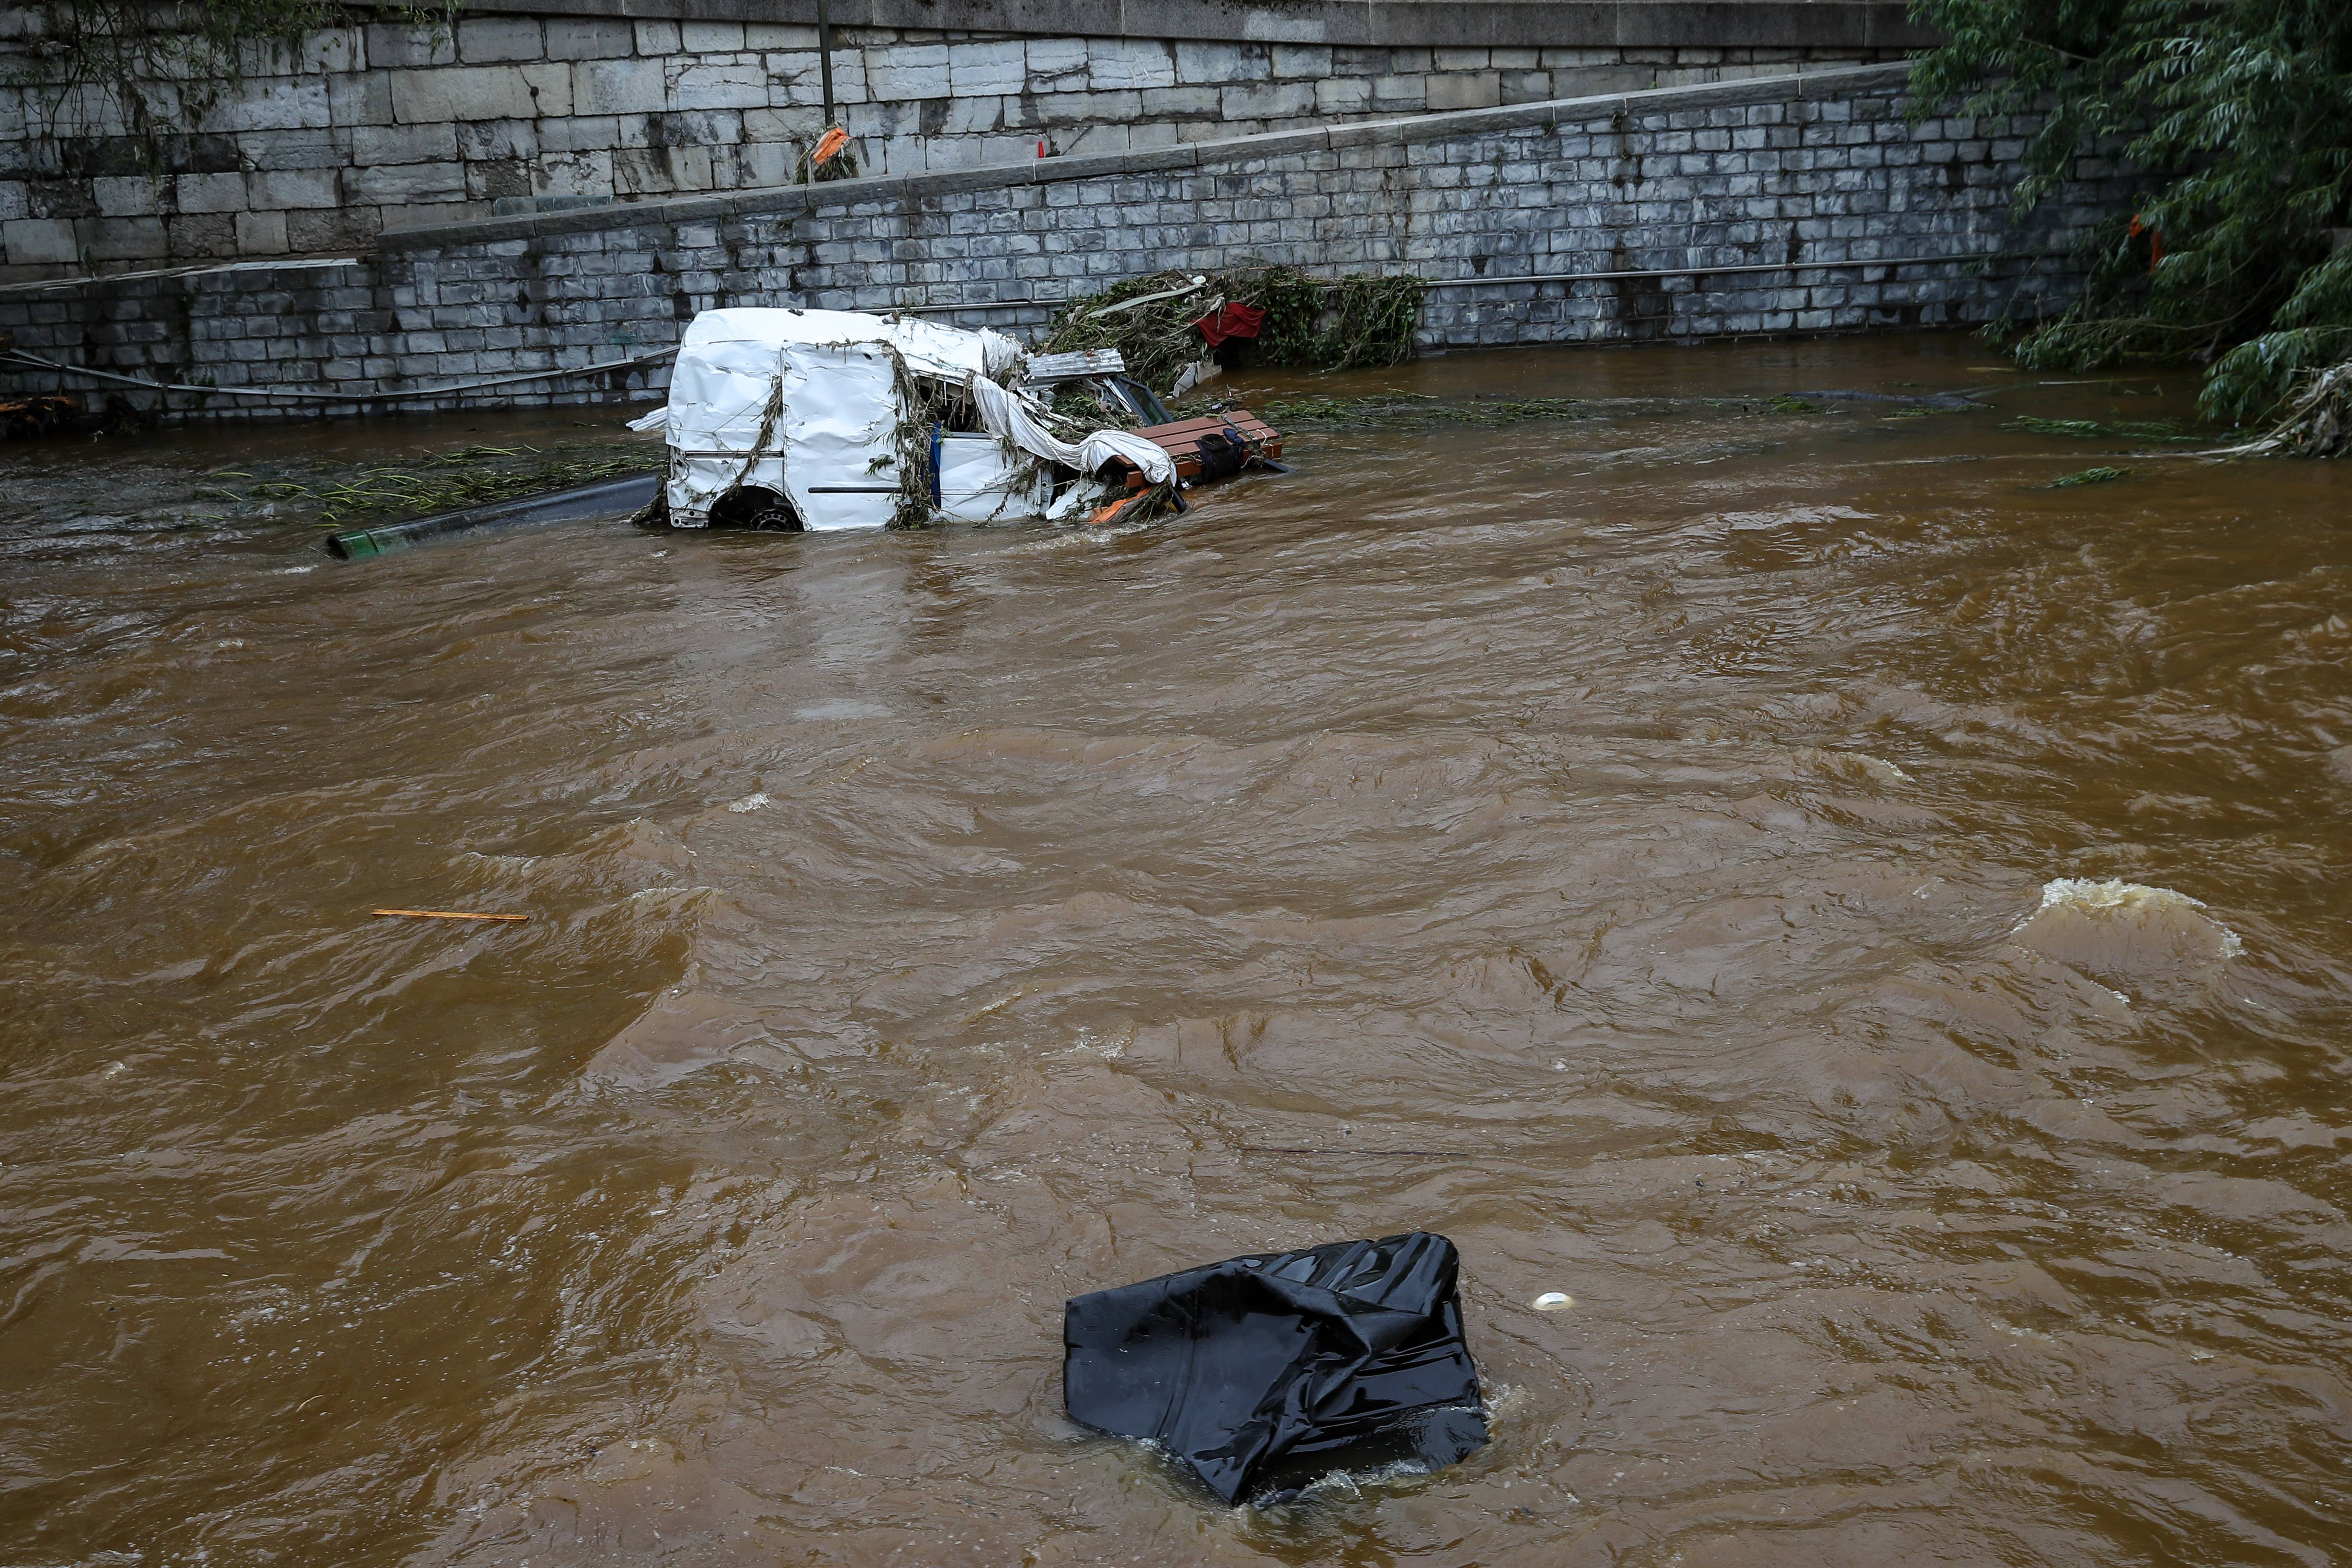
[0,4,1909,280]
[0,67,2121,424]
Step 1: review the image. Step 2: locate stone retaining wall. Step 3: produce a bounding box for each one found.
[0,1,1925,280]
[0,65,2117,424]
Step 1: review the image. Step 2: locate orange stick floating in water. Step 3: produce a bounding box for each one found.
[371,909,529,923]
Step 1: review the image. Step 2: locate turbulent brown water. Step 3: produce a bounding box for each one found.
[4,333,2350,1567]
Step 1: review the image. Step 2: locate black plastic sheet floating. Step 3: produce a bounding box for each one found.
[1062,1231,1488,1503]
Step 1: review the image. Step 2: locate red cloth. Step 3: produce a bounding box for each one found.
[1194,302,1266,347]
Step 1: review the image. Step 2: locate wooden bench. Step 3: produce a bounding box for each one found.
[1121,410,1285,486]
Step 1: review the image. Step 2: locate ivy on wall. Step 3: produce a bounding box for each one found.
[8,2,455,163]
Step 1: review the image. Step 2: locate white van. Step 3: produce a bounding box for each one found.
[629,308,1185,531]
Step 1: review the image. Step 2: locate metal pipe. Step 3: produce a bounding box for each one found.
[881,249,2037,316]
[815,0,837,130]
[0,346,677,404]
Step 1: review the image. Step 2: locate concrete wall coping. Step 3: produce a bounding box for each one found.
[376,60,1916,255]
[451,0,1936,51]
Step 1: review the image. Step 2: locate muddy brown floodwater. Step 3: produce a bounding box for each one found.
[3,333,2350,1568]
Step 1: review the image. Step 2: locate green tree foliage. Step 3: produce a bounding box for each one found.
[1910,0,2352,424]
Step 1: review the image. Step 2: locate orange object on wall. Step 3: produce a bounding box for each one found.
[812,126,849,167]
[2128,213,2164,270]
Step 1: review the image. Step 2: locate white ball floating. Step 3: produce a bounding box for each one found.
[1532,1292,1574,1312]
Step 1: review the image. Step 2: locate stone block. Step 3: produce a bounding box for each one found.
[616,146,714,196]
[1139,85,1222,118]
[1177,40,1266,86]
[168,212,236,257]
[1501,72,1554,105]
[743,107,822,144]
[456,120,538,162]
[735,140,798,189]
[204,77,331,133]
[1029,89,1139,128]
[353,122,458,165]
[1022,37,1086,93]
[392,66,540,123]
[575,58,669,117]
[231,128,341,172]
[1222,81,1316,120]
[174,172,245,214]
[1271,45,1332,79]
[635,21,683,55]
[671,62,769,110]
[940,95,1003,135]
[467,160,533,201]
[293,26,360,74]
[536,149,615,196]
[234,210,289,253]
[3,217,78,263]
[948,40,1026,97]
[458,17,542,63]
[247,168,340,210]
[327,71,394,128]
[519,62,572,117]
[747,24,819,49]
[85,215,166,260]
[1089,39,1175,90]
[769,49,868,105]
[346,161,467,204]
[90,175,162,218]
[365,22,455,69]
[681,21,746,52]
[868,43,949,100]
[1430,74,1506,114]
[547,18,633,60]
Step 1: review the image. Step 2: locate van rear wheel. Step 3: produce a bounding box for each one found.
[709,486,803,531]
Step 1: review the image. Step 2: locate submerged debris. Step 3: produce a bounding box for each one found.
[0,393,91,439]
[2043,465,2134,488]
[1253,389,1973,430]
[2229,360,2352,457]
[1041,265,1425,396]
[203,443,661,527]
[1064,1232,1486,1505]
[1260,393,1590,428]
[2001,415,2198,442]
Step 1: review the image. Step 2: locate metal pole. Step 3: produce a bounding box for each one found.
[815,0,836,128]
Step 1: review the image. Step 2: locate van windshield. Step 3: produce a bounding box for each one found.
[1110,377,1173,427]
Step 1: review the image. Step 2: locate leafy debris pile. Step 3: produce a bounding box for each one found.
[1039,266,1425,396]
[2229,361,2352,457]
